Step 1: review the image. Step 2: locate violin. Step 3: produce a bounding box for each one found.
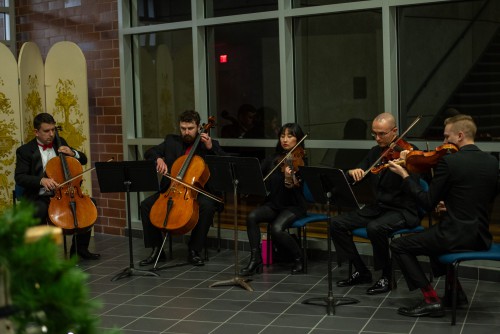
[46,126,97,231]
[149,117,216,235]
[370,138,413,174]
[282,146,305,188]
[371,143,458,174]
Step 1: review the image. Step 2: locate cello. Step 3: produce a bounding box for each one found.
[46,126,97,232]
[149,117,216,235]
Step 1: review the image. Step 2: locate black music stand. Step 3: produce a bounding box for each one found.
[95,160,160,281]
[204,155,267,291]
[299,166,362,315]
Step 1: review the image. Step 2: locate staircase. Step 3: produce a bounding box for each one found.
[424,29,500,141]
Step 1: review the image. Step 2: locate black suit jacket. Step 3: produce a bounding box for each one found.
[15,137,87,201]
[144,134,225,193]
[402,144,499,251]
[354,144,421,227]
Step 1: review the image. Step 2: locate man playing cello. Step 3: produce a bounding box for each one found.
[14,112,100,260]
[139,110,225,266]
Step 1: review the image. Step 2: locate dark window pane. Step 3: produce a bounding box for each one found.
[207,20,281,145]
[133,0,191,26]
[294,10,383,140]
[134,30,194,138]
[399,0,500,142]
[205,0,277,18]
[293,0,371,8]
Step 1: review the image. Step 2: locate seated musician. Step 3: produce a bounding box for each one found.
[139,110,225,267]
[240,123,307,276]
[389,114,499,317]
[14,112,100,260]
[331,112,420,295]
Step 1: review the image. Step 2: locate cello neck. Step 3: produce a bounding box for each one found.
[177,134,202,180]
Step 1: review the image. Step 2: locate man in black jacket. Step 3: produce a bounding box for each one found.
[389,114,499,317]
[139,110,225,266]
[15,112,100,260]
[331,112,421,295]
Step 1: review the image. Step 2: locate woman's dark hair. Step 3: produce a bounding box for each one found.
[275,123,305,153]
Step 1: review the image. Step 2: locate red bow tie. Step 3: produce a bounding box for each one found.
[38,142,54,151]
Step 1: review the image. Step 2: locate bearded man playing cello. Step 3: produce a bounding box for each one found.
[139,110,225,267]
[14,112,100,260]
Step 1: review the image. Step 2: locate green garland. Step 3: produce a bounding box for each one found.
[0,203,120,334]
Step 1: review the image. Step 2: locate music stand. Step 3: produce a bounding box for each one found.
[204,155,267,291]
[299,166,362,315]
[95,160,161,281]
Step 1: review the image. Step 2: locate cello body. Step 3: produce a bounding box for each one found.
[149,117,215,235]
[46,129,97,232]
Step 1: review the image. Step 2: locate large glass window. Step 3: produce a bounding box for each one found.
[0,12,6,40]
[133,30,194,138]
[205,0,277,18]
[294,10,383,142]
[398,0,500,142]
[207,20,281,151]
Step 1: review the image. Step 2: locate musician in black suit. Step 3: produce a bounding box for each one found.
[139,110,225,267]
[389,114,499,317]
[330,112,421,295]
[14,112,100,260]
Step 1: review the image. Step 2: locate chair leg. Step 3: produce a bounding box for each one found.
[217,210,221,252]
[451,262,460,326]
[168,232,173,260]
[302,227,308,274]
[266,224,271,267]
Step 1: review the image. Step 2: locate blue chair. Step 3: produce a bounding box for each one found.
[350,178,431,288]
[438,243,500,325]
[266,182,328,273]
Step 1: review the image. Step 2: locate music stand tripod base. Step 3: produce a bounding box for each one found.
[112,266,159,282]
[302,295,359,315]
[209,276,253,291]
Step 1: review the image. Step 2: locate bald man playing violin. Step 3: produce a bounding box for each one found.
[388,114,499,318]
[14,112,100,260]
[331,112,421,295]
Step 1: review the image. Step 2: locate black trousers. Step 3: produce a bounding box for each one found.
[246,205,302,258]
[330,208,407,272]
[141,192,218,253]
[31,196,92,250]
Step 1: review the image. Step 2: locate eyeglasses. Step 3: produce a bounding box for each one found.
[371,128,395,138]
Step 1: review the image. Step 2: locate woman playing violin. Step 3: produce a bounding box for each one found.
[14,113,100,260]
[139,110,225,267]
[240,123,307,276]
[331,112,421,295]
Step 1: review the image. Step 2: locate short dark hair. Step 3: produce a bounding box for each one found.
[179,110,200,125]
[33,113,56,130]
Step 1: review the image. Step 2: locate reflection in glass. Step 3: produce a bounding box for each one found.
[294,10,383,140]
[293,0,369,7]
[0,13,6,40]
[133,30,194,138]
[132,0,191,26]
[399,0,500,142]
[207,20,281,143]
[205,0,277,18]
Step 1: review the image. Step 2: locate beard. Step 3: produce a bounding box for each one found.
[182,134,196,144]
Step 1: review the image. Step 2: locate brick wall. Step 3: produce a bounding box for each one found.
[16,0,126,235]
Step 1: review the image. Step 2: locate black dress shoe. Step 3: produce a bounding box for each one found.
[442,290,469,308]
[71,249,101,260]
[139,247,167,266]
[337,271,372,287]
[187,250,204,266]
[397,299,445,317]
[366,277,391,295]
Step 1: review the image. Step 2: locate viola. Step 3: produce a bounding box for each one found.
[149,117,216,235]
[370,138,413,174]
[46,126,97,231]
[371,143,459,174]
[281,146,305,188]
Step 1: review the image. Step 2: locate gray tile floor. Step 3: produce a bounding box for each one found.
[81,233,500,334]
